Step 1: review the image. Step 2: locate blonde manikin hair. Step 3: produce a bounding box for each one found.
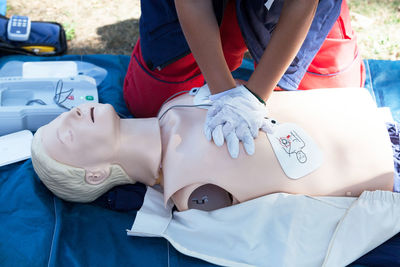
[31,127,134,202]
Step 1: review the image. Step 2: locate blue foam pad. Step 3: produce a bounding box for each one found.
[1,55,400,266]
[364,59,400,123]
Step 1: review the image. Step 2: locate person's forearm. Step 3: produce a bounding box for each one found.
[246,0,318,101]
[175,0,236,94]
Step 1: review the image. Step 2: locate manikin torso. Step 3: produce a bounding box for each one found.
[158,88,394,211]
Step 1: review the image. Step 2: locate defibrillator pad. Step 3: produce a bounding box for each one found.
[265,122,323,179]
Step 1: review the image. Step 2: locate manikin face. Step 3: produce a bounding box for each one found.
[41,103,120,170]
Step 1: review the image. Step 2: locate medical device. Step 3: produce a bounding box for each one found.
[7,15,31,41]
[0,75,98,135]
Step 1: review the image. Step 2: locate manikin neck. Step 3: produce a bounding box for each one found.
[115,118,162,186]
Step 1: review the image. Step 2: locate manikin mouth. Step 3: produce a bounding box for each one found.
[90,107,95,123]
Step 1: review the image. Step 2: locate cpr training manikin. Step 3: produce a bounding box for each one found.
[31,87,395,211]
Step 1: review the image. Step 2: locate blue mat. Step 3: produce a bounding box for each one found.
[0,55,399,266]
[364,59,400,123]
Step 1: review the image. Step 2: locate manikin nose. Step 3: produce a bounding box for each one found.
[74,107,82,118]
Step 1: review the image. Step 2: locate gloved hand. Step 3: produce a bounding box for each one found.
[204,85,276,158]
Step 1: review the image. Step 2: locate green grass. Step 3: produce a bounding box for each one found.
[348,0,400,60]
[62,22,76,41]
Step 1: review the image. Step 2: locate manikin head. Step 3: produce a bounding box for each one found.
[31,103,160,202]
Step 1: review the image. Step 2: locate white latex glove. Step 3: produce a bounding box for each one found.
[204,85,276,158]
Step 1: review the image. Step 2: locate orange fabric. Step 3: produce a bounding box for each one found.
[297,0,366,90]
[123,40,204,118]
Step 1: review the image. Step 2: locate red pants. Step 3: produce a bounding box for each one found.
[123,0,364,118]
[297,0,366,90]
